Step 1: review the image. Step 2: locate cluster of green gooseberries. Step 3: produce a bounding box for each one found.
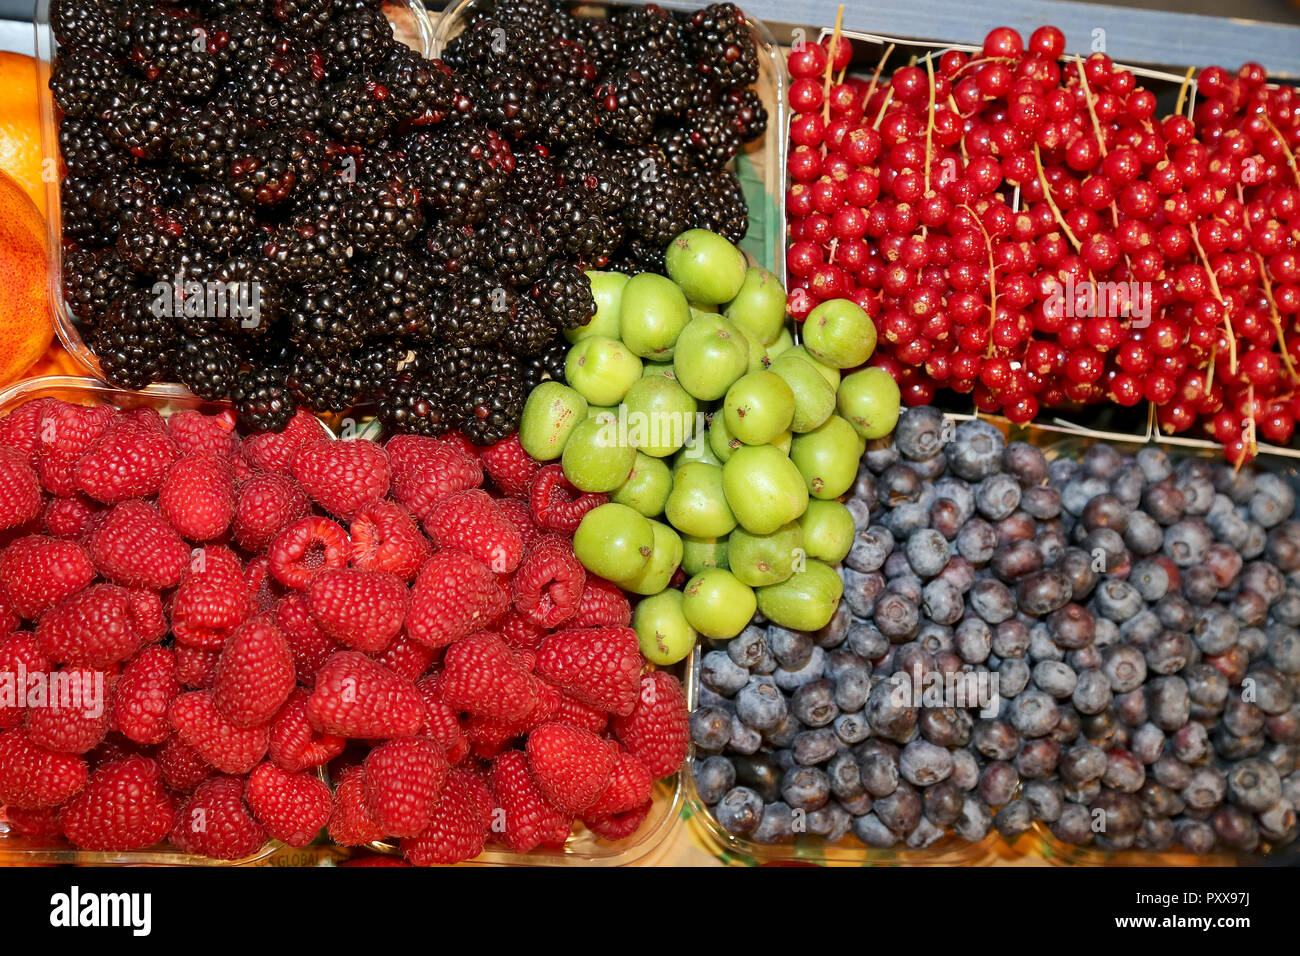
[518,229,903,664]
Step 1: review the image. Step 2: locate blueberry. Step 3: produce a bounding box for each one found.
[1059,742,1107,785]
[733,753,783,802]
[970,578,1016,624]
[1184,662,1229,711]
[1016,737,1061,779]
[973,719,1020,760]
[1242,523,1268,560]
[913,454,948,481]
[728,714,763,754]
[697,685,735,712]
[922,578,963,625]
[780,765,831,812]
[1022,779,1064,823]
[883,551,915,582]
[846,497,872,533]
[1226,757,1283,812]
[973,473,1021,522]
[905,528,951,578]
[1092,790,1144,839]
[691,706,732,751]
[882,500,932,539]
[694,755,737,804]
[1212,804,1260,851]
[1058,548,1100,601]
[1094,579,1143,622]
[859,750,900,797]
[1156,592,1196,631]
[1021,485,1063,520]
[899,739,953,786]
[1208,509,1251,550]
[1102,644,1147,693]
[790,679,838,728]
[1181,767,1226,811]
[955,617,992,664]
[995,512,1037,547]
[991,619,1031,658]
[1061,477,1109,517]
[1136,446,1173,483]
[1248,666,1295,715]
[1267,521,1300,572]
[1177,476,1216,517]
[954,794,994,842]
[929,498,964,540]
[1032,660,1077,699]
[751,801,796,843]
[933,477,976,522]
[978,760,1020,806]
[1251,491,1292,531]
[1048,457,1081,486]
[1255,799,1298,843]
[865,677,917,742]
[793,728,840,766]
[1084,527,1127,574]
[1268,625,1300,672]
[853,812,900,847]
[1129,559,1170,602]
[1050,804,1095,845]
[833,712,872,746]
[1139,780,1185,819]
[1102,748,1145,792]
[773,646,827,692]
[873,590,919,640]
[998,657,1031,697]
[1068,645,1103,671]
[1175,818,1216,854]
[807,803,854,842]
[701,650,749,695]
[1164,518,1213,567]
[873,780,923,833]
[714,786,765,835]
[948,749,980,791]
[1048,603,1095,649]
[827,751,863,800]
[727,626,767,670]
[894,405,948,460]
[1064,778,1102,806]
[955,518,998,564]
[1230,588,1269,628]
[919,707,973,748]
[948,419,1004,481]
[1142,480,1185,525]
[1071,668,1112,715]
[1144,629,1193,675]
[864,437,899,473]
[1094,617,1121,648]
[815,602,851,649]
[842,568,886,618]
[994,799,1034,839]
[991,539,1043,582]
[1153,754,1194,790]
[735,677,788,731]
[1002,441,1048,486]
[1130,722,1166,764]
[847,622,889,660]
[831,662,872,714]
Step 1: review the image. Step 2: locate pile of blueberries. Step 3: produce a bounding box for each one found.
[691,407,1300,854]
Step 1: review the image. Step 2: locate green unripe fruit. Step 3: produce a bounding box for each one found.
[802,299,878,369]
[633,589,697,665]
[770,352,836,433]
[620,374,699,457]
[681,533,728,575]
[769,429,792,455]
[672,313,749,401]
[682,569,756,639]
[619,273,691,360]
[573,503,653,582]
[723,370,795,445]
[722,444,809,535]
[519,381,587,460]
[565,335,642,407]
[799,500,855,564]
[789,414,861,500]
[564,271,627,342]
[736,321,770,374]
[837,367,902,440]
[611,452,673,517]
[561,417,636,492]
[767,325,794,360]
[727,521,803,587]
[673,431,723,470]
[756,559,844,631]
[707,413,739,463]
[665,228,747,304]
[641,361,678,381]
[785,345,841,390]
[618,519,682,595]
[724,266,787,346]
[664,461,736,538]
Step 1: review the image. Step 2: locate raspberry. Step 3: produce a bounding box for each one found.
[241,410,329,474]
[245,761,332,847]
[268,688,345,772]
[307,651,426,738]
[0,634,47,728]
[554,692,610,735]
[169,690,270,774]
[488,749,571,853]
[584,801,651,840]
[113,646,179,745]
[440,632,538,722]
[42,494,101,539]
[405,550,510,649]
[34,401,114,497]
[327,764,384,846]
[364,736,449,838]
[611,671,689,779]
[400,768,491,865]
[88,500,189,589]
[535,626,642,717]
[499,608,548,650]
[75,421,179,503]
[348,500,430,581]
[274,594,340,686]
[425,489,524,572]
[0,728,88,808]
[244,555,280,613]
[126,587,168,643]
[372,633,437,682]
[159,454,237,541]
[157,734,213,791]
[0,396,54,467]
[570,575,633,628]
[4,805,61,838]
[118,407,167,433]
[416,674,469,765]
[308,568,407,654]
[0,446,40,530]
[233,472,311,553]
[290,438,391,518]
[36,583,146,668]
[174,641,222,688]
[440,430,478,458]
[171,775,266,860]
[213,618,296,729]
[59,755,174,851]
[583,748,652,822]
[529,464,607,533]
[24,665,111,754]
[386,433,483,523]
[268,516,350,590]
[0,590,14,635]
[166,408,239,458]
[0,535,95,619]
[478,433,540,498]
[172,546,252,648]
[525,721,617,814]
[512,533,586,628]
[495,496,541,548]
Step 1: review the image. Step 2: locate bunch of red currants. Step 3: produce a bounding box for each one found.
[784,25,1300,463]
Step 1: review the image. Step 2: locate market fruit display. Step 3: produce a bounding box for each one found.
[47,0,766,437]
[0,169,51,388]
[693,406,1300,854]
[0,396,687,861]
[784,27,1300,463]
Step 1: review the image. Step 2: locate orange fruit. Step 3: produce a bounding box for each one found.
[0,51,46,217]
[0,167,52,387]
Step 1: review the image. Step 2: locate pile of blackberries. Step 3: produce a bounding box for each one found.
[693,409,1300,856]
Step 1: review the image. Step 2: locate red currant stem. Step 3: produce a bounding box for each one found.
[945,55,1013,83]
[871,86,895,131]
[1260,114,1300,193]
[1074,57,1108,160]
[1205,345,1216,398]
[827,236,839,264]
[1190,228,1236,373]
[1254,250,1299,381]
[820,5,845,125]
[923,51,936,196]
[1242,384,1257,463]
[1173,67,1196,119]
[861,42,896,113]
[947,95,969,161]
[960,202,998,358]
[1031,143,1083,252]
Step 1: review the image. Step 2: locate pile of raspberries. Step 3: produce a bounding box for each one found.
[0,398,689,863]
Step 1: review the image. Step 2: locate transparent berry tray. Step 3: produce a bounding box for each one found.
[0,376,685,867]
[684,413,1299,866]
[435,0,789,279]
[35,0,438,383]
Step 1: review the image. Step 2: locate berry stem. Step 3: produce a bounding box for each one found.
[1032,143,1082,251]
[1190,227,1236,373]
[1074,56,1108,160]
[923,51,936,196]
[1174,66,1196,118]
[1259,113,1300,193]
[961,203,998,357]
[820,6,845,125]
[1254,251,1298,381]
[862,42,896,112]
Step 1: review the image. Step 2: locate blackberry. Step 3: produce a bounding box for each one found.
[454,360,526,445]
[576,18,621,75]
[208,7,277,67]
[50,49,132,119]
[326,75,398,143]
[377,376,453,436]
[94,291,178,390]
[521,333,568,390]
[530,259,595,330]
[636,54,699,117]
[441,18,531,76]
[719,85,768,141]
[437,268,509,345]
[536,85,600,147]
[559,143,628,213]
[163,252,229,339]
[231,47,325,127]
[168,101,251,180]
[653,125,694,171]
[61,175,116,247]
[115,207,191,277]
[228,127,324,206]
[182,182,258,257]
[491,0,565,35]
[232,365,297,432]
[93,168,186,227]
[173,333,240,400]
[284,278,361,355]
[210,252,282,340]
[360,248,437,340]
[62,248,133,329]
[266,0,334,37]
[424,221,481,277]
[287,351,361,412]
[321,6,395,78]
[354,339,425,394]
[478,204,546,286]
[476,68,540,140]
[623,159,689,246]
[104,96,177,160]
[615,4,685,58]
[607,235,663,274]
[128,4,219,100]
[534,189,620,266]
[683,111,742,170]
[532,39,599,92]
[498,297,556,356]
[260,211,354,282]
[411,125,504,226]
[594,67,658,145]
[429,342,496,388]
[504,147,559,213]
[686,167,748,244]
[58,116,124,176]
[381,46,454,124]
[687,3,759,87]
[344,153,423,252]
[51,0,122,52]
